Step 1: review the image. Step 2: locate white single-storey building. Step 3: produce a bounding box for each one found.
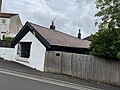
[11,21,90,71]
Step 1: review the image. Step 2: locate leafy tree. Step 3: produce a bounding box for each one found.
[95,0,120,29]
[90,0,120,59]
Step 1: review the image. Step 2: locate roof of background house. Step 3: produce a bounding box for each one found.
[83,35,92,41]
[0,12,18,18]
[11,22,90,53]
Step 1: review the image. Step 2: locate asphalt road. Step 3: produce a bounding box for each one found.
[0,72,77,90]
[0,59,120,90]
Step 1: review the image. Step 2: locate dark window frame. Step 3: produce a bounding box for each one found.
[2,35,5,40]
[17,42,32,58]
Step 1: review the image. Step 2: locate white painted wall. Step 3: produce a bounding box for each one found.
[0,15,22,40]
[9,15,23,37]
[14,31,46,71]
[0,18,10,39]
[0,47,15,61]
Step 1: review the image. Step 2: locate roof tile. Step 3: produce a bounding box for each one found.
[29,22,90,49]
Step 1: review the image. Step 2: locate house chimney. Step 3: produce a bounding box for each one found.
[0,0,2,12]
[78,29,81,39]
[50,19,56,30]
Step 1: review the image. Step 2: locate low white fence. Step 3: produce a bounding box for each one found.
[0,47,15,61]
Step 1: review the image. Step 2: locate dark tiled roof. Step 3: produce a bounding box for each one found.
[0,12,18,18]
[29,22,90,49]
[83,35,92,41]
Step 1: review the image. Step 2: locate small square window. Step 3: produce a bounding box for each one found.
[17,42,32,58]
[2,19,6,24]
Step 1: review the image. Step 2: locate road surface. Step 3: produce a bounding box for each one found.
[0,72,77,90]
[0,68,101,90]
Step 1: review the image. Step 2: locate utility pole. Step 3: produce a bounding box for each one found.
[0,0,2,12]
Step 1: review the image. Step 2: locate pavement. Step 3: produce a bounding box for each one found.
[0,58,120,90]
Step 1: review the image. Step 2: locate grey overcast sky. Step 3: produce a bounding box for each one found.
[2,0,98,38]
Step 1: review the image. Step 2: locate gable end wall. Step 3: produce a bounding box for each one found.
[13,31,46,71]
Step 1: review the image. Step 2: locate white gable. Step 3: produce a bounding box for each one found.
[14,31,46,71]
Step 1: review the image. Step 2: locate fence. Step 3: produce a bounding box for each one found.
[44,51,120,86]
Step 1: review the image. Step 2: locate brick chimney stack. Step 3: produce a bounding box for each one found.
[0,0,2,12]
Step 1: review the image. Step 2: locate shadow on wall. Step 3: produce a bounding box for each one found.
[0,40,11,47]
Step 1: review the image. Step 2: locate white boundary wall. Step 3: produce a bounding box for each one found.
[0,47,15,61]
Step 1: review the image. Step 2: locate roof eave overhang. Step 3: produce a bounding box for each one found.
[47,45,90,54]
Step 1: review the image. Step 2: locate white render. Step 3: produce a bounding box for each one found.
[0,15,22,40]
[13,31,46,71]
[9,15,22,37]
[0,47,15,61]
[0,18,10,39]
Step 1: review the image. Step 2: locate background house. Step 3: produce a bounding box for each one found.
[0,0,22,40]
[0,12,23,40]
[83,35,92,41]
[11,21,90,71]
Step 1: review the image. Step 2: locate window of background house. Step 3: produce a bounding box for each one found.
[2,35,5,40]
[2,19,6,24]
[17,42,32,58]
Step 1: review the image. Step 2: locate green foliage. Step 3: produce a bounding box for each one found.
[90,28,120,59]
[90,0,120,59]
[3,37,13,44]
[95,0,120,29]
[117,52,120,59]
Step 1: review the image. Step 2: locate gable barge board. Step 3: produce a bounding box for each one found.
[11,22,51,49]
[11,24,29,48]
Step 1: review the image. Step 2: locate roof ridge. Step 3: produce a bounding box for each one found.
[28,21,88,42]
[28,21,50,30]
